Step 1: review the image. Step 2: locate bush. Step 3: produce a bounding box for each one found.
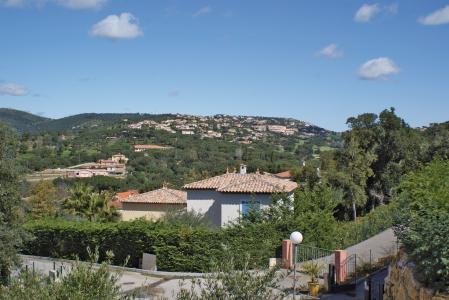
[335,203,396,249]
[22,193,397,273]
[23,219,285,272]
[0,248,130,300]
[394,159,449,292]
[23,219,224,272]
[176,253,284,300]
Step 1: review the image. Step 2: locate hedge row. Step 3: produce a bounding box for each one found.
[22,220,282,272]
[22,205,395,272]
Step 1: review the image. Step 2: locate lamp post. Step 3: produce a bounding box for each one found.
[290,231,303,299]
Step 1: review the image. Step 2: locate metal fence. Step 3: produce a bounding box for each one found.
[12,257,72,280]
[296,244,335,276]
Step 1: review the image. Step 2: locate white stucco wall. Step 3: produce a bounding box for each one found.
[220,193,272,227]
[186,190,222,227]
[186,190,276,227]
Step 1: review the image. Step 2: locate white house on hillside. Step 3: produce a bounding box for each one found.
[183,165,298,227]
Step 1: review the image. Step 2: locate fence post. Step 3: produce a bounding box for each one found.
[334,250,347,284]
[282,239,292,269]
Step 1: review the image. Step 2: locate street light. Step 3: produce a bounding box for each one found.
[290,231,303,299]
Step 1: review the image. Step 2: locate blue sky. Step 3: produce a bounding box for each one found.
[0,0,448,131]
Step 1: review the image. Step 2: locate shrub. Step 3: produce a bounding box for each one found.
[176,253,284,300]
[0,248,131,300]
[335,203,396,249]
[394,159,449,292]
[22,197,397,273]
[23,219,224,272]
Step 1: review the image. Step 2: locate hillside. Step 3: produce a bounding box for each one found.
[0,108,50,132]
[0,109,172,133]
[0,109,333,139]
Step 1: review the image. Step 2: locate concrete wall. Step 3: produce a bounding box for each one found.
[120,203,185,221]
[186,190,276,227]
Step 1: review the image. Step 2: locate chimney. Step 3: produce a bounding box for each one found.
[239,164,247,174]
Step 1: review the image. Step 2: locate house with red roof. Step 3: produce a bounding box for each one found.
[183,165,298,227]
[119,187,186,221]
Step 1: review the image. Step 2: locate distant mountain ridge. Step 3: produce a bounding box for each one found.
[0,108,175,133]
[0,108,51,132]
[0,108,332,136]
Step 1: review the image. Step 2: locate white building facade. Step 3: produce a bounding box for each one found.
[184,166,297,227]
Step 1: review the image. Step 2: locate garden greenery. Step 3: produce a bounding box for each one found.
[22,200,395,273]
[0,248,130,300]
[394,159,449,292]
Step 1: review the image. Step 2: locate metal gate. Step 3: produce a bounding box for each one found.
[296,244,334,276]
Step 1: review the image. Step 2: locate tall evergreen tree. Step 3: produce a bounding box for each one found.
[0,123,26,284]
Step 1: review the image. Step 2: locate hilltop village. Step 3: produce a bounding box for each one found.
[126,114,328,143]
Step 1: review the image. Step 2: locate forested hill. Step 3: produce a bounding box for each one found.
[0,108,174,133]
[0,108,332,138]
[0,108,50,132]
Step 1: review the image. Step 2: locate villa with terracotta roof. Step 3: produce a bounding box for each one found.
[119,187,186,221]
[184,165,298,227]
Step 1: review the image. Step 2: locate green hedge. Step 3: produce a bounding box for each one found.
[22,205,395,272]
[335,203,396,249]
[22,220,281,272]
[22,220,224,272]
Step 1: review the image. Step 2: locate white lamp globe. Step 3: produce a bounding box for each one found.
[290,231,303,245]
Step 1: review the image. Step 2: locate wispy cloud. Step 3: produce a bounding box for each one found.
[1,0,107,9]
[193,5,211,18]
[0,0,25,7]
[0,83,28,96]
[316,44,343,59]
[357,57,400,80]
[90,13,143,40]
[354,4,381,22]
[419,5,449,26]
[354,3,398,23]
[56,0,106,10]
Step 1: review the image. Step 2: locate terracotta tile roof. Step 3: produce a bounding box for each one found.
[275,170,293,179]
[122,187,187,204]
[183,173,298,194]
[109,190,139,209]
[116,190,139,200]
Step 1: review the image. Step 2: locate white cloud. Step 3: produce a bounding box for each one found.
[0,0,25,7]
[354,3,381,22]
[193,5,211,18]
[419,5,449,25]
[56,0,106,9]
[90,13,143,40]
[0,83,28,96]
[316,44,343,59]
[358,57,400,80]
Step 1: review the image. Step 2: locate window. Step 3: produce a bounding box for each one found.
[241,200,261,217]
